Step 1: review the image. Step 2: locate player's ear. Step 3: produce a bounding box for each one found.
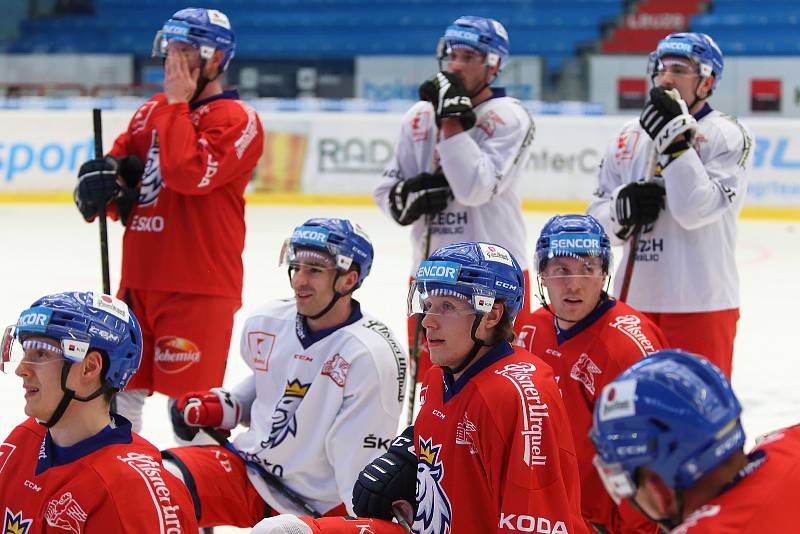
[336,269,359,294]
[80,350,105,382]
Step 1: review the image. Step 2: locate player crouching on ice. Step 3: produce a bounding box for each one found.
[517,214,668,533]
[249,241,589,534]
[590,350,800,533]
[163,218,405,530]
[0,291,197,532]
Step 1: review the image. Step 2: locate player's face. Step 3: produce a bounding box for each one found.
[445,48,493,96]
[420,295,478,367]
[540,256,606,326]
[652,56,709,104]
[166,40,203,71]
[289,258,339,317]
[14,335,66,420]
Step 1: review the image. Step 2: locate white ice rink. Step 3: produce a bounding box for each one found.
[1,203,798,533]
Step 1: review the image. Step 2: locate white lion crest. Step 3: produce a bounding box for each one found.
[413,437,452,534]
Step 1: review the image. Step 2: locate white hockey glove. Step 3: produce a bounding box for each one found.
[250,514,313,534]
[170,387,241,441]
[639,87,697,155]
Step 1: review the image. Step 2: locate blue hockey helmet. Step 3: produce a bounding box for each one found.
[590,350,744,504]
[438,16,510,71]
[409,242,525,319]
[152,8,236,72]
[280,218,374,289]
[3,291,142,391]
[649,32,724,89]
[535,214,612,274]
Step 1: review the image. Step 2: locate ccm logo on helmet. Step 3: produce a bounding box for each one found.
[495,280,517,291]
[498,513,568,533]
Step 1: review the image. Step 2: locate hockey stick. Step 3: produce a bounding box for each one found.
[200,427,323,518]
[619,147,659,302]
[93,108,111,294]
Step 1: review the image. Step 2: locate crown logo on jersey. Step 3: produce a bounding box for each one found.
[418,438,442,466]
[284,378,310,397]
[4,508,33,533]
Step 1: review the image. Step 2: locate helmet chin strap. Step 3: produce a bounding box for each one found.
[41,361,112,428]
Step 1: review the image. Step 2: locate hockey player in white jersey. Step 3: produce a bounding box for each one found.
[373,15,536,382]
[587,32,753,378]
[162,218,406,529]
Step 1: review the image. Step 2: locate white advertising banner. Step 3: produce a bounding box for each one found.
[1,110,799,208]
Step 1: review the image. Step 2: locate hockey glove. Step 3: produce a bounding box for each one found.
[74,156,121,222]
[613,181,666,236]
[352,426,416,520]
[389,172,450,226]
[639,87,697,154]
[74,155,143,225]
[170,388,242,442]
[419,71,477,131]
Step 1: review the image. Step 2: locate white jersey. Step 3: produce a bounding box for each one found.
[229,299,406,515]
[374,89,535,274]
[588,105,753,312]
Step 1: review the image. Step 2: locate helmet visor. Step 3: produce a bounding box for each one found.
[152,21,215,60]
[1,326,64,374]
[407,279,495,318]
[592,455,637,505]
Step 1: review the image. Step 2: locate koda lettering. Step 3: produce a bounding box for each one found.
[498,513,568,533]
[129,215,165,232]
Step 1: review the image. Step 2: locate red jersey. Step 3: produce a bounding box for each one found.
[0,416,198,533]
[519,297,668,533]
[412,343,589,534]
[109,90,264,298]
[670,425,800,534]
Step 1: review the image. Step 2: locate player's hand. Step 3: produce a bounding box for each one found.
[389,172,450,226]
[419,71,476,131]
[164,48,199,104]
[74,156,121,222]
[613,181,666,232]
[170,388,241,441]
[352,427,416,520]
[639,87,697,154]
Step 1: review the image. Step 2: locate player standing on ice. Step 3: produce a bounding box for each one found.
[588,32,753,378]
[162,218,405,529]
[0,291,197,532]
[249,242,589,534]
[519,214,668,533]
[591,349,800,533]
[373,15,535,384]
[72,7,264,435]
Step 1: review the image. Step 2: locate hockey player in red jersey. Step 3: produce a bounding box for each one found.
[250,241,589,534]
[518,214,668,534]
[73,7,265,434]
[0,291,197,532]
[591,350,800,533]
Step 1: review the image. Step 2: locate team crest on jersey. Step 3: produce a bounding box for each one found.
[476,110,505,137]
[44,492,86,533]
[570,353,602,395]
[139,130,163,206]
[455,411,478,454]
[615,128,640,161]
[321,353,351,387]
[4,508,32,534]
[411,109,432,142]
[414,437,452,534]
[515,325,536,352]
[265,379,311,448]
